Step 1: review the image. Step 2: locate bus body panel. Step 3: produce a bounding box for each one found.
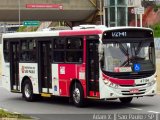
[58,64,77,96]
[1,38,10,91]
[19,63,39,94]
[54,63,86,97]
[2,63,10,91]
[99,70,156,99]
[52,64,60,95]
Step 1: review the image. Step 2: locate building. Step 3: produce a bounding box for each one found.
[104,0,142,27]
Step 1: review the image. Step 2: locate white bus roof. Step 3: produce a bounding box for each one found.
[2,26,152,39]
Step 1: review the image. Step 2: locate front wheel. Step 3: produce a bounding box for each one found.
[119,97,133,104]
[72,83,85,107]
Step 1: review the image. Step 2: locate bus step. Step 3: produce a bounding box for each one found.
[41,93,52,97]
[11,90,20,93]
[87,96,98,99]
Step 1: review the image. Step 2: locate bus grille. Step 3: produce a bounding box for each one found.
[120,83,147,87]
[121,89,146,96]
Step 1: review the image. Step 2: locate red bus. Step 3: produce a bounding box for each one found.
[2,25,156,107]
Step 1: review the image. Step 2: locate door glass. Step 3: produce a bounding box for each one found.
[10,42,19,91]
[87,40,99,96]
[39,42,52,90]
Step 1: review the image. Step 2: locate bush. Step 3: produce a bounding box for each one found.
[151,24,160,37]
[17,26,27,32]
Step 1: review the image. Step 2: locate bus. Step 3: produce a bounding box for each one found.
[1,25,156,107]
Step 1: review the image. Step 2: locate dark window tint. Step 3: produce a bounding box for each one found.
[53,37,83,63]
[20,39,36,62]
[3,40,9,62]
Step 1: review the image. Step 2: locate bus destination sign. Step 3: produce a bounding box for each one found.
[112,32,127,38]
[103,29,153,40]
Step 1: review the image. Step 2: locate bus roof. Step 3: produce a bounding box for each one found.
[2,26,152,39]
[106,26,152,31]
[2,29,103,39]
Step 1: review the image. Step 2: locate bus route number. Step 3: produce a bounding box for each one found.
[140,79,149,84]
[112,32,127,38]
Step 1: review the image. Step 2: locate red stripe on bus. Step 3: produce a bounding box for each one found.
[109,78,134,85]
[89,91,100,98]
[89,91,95,96]
[59,30,102,36]
[103,74,135,85]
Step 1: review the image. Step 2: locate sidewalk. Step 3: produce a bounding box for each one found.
[156,60,160,92]
[0,79,2,87]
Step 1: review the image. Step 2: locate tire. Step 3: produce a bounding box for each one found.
[22,79,36,102]
[119,97,133,104]
[72,83,85,107]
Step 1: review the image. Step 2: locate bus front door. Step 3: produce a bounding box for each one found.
[86,39,99,97]
[9,41,20,91]
[38,41,52,93]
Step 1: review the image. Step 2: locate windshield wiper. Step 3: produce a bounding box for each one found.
[121,56,145,67]
[133,42,143,56]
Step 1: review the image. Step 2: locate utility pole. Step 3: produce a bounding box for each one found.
[99,0,103,25]
[18,0,21,27]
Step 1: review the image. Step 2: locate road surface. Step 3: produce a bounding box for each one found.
[0,85,160,120]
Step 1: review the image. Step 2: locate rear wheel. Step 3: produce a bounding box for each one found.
[119,97,133,104]
[72,83,85,107]
[22,79,36,102]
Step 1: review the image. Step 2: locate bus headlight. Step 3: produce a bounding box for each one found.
[104,80,119,89]
[147,81,156,87]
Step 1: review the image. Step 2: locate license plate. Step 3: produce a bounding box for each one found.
[130,89,139,93]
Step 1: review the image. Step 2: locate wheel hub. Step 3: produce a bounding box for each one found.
[24,84,31,98]
[73,88,80,103]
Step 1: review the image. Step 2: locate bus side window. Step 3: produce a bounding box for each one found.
[66,37,83,63]
[53,38,65,63]
[3,40,9,62]
[54,38,65,49]
[20,39,36,62]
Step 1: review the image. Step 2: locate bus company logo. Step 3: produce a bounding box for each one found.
[112,32,127,37]
[21,66,25,73]
[21,66,35,74]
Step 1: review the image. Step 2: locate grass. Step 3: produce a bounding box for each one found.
[0,109,31,119]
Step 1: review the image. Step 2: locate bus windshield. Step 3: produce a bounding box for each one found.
[101,40,155,75]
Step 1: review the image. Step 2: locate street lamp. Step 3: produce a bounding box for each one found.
[18,0,21,27]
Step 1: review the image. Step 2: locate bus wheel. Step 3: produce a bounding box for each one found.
[119,97,133,104]
[22,80,35,102]
[72,83,85,107]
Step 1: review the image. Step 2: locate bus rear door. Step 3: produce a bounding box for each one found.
[9,41,20,92]
[38,40,52,93]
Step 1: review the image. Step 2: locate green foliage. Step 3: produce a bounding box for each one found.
[154,5,160,12]
[30,27,38,32]
[17,26,38,32]
[17,26,27,32]
[151,24,160,37]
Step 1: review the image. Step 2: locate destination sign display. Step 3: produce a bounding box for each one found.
[102,29,153,40]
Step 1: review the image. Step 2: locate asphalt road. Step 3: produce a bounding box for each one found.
[0,79,1,87]
[0,85,160,120]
